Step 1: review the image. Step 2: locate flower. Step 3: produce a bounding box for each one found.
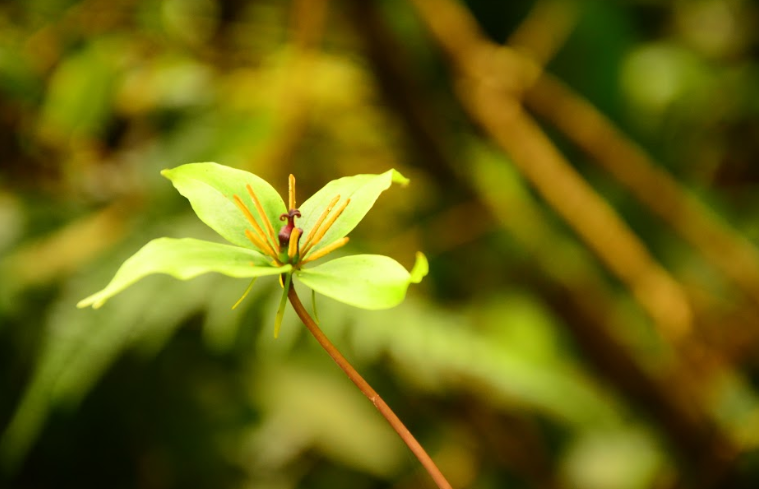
[78,163,428,336]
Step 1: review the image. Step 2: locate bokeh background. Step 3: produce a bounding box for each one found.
[2,0,759,488]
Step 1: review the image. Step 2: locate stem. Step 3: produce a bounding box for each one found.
[287,287,453,489]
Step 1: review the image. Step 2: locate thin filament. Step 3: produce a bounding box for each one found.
[311,288,320,325]
[245,229,278,259]
[301,237,349,264]
[302,197,350,256]
[232,277,258,309]
[300,195,340,252]
[246,184,279,253]
[233,195,272,254]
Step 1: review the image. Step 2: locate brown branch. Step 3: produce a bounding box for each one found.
[287,286,454,489]
[403,0,740,484]
[506,0,577,68]
[408,0,693,342]
[526,73,759,309]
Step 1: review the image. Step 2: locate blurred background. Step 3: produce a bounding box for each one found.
[2,0,759,488]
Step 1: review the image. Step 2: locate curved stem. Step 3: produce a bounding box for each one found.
[287,286,453,489]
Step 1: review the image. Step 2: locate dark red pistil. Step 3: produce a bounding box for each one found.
[278,209,302,248]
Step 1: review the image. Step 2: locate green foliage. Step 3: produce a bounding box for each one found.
[2,0,759,488]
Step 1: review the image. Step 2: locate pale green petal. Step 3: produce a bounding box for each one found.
[162,162,287,250]
[296,254,423,310]
[78,237,290,309]
[298,170,407,257]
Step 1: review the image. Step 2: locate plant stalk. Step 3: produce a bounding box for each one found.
[287,286,453,489]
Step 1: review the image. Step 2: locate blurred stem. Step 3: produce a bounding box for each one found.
[287,286,453,489]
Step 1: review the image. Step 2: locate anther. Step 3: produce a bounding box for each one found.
[246,184,279,253]
[301,237,349,264]
[288,174,296,210]
[300,195,340,252]
[288,227,302,261]
[302,197,350,257]
[234,194,279,258]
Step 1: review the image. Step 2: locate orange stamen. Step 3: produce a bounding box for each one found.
[288,227,301,261]
[302,197,350,256]
[245,229,278,260]
[300,195,340,253]
[301,237,349,264]
[246,184,279,253]
[288,174,296,210]
[233,195,271,252]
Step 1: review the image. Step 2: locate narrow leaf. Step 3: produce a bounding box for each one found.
[78,237,290,309]
[162,162,287,250]
[296,254,421,310]
[298,170,407,256]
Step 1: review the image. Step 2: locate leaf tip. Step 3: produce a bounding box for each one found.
[390,169,410,187]
[76,296,104,309]
[409,252,429,284]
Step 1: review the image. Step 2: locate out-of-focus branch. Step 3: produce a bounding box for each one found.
[408,0,692,342]
[404,0,737,484]
[348,1,465,190]
[526,73,759,310]
[506,0,577,70]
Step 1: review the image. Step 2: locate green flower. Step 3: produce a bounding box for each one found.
[78,163,428,336]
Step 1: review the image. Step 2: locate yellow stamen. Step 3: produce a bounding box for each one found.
[288,174,296,210]
[300,195,340,252]
[301,237,349,264]
[245,229,278,259]
[233,195,272,254]
[302,197,350,256]
[288,227,301,261]
[246,184,279,253]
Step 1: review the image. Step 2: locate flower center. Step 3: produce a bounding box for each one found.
[278,209,302,249]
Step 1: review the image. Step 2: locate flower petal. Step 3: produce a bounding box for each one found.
[162,163,287,251]
[295,253,426,310]
[78,237,290,309]
[298,170,408,256]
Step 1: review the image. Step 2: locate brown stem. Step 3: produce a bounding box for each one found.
[287,286,453,489]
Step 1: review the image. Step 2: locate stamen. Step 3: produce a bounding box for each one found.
[288,174,296,210]
[246,184,280,253]
[234,195,273,255]
[302,197,350,256]
[245,229,278,259]
[288,227,301,261]
[300,195,340,252]
[301,237,349,264]
[232,277,258,309]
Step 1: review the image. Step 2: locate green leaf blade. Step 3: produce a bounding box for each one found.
[298,169,407,256]
[162,162,287,250]
[78,237,290,309]
[296,254,422,310]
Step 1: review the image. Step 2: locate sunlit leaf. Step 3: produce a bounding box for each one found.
[298,170,408,256]
[162,162,287,249]
[78,237,290,309]
[296,253,424,310]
